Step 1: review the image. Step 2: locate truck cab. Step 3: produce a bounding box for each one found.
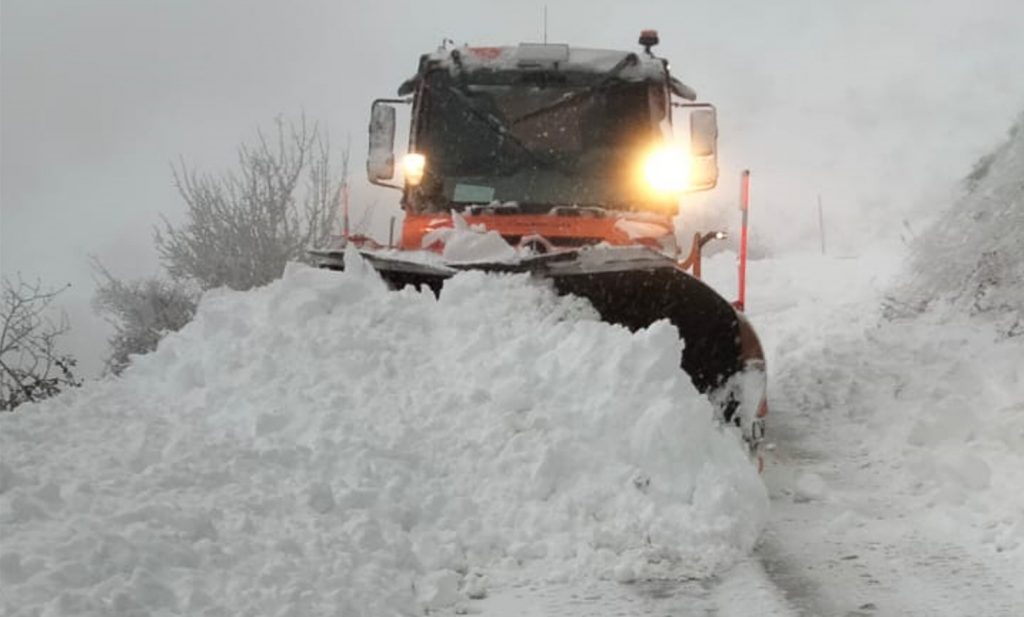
[367,33,719,255]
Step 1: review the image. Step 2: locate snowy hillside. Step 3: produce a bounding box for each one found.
[898,110,1024,333]
[0,251,766,616]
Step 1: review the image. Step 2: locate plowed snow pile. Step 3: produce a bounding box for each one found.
[0,250,767,616]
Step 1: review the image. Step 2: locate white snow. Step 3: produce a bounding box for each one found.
[432,45,667,82]
[700,241,1024,613]
[422,212,519,264]
[612,218,672,241]
[899,110,1024,330]
[700,113,1024,612]
[0,252,766,616]
[476,558,795,617]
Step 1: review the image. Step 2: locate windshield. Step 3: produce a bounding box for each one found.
[408,71,668,213]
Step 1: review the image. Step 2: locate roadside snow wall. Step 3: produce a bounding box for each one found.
[879,111,1024,556]
[0,253,767,616]
[897,110,1024,333]
[787,110,1024,564]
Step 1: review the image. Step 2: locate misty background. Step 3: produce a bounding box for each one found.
[3,0,1023,377]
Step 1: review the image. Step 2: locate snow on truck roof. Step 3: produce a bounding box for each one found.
[403,43,698,100]
[449,44,663,75]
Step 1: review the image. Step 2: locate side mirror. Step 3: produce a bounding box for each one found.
[367,102,397,182]
[689,107,719,190]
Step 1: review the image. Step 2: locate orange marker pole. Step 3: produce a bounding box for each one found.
[737,170,751,311]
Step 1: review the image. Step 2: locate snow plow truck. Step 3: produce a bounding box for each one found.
[312,31,767,462]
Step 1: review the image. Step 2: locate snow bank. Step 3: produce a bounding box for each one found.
[0,252,767,616]
[708,117,1024,575]
[880,113,1024,558]
[897,110,1024,334]
[719,245,1024,615]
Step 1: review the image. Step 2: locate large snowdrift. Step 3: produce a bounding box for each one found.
[0,251,767,616]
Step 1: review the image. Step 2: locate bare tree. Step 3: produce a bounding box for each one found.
[156,115,343,291]
[91,261,198,375]
[1,277,81,411]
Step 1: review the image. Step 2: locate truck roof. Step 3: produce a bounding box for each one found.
[447,44,663,76]
[404,43,696,100]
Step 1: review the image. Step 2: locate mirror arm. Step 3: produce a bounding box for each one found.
[671,101,716,111]
[370,178,404,191]
[373,97,414,106]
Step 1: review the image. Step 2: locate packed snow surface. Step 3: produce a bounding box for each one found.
[0,249,767,616]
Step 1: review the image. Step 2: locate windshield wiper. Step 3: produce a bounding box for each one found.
[441,84,560,173]
[509,53,639,126]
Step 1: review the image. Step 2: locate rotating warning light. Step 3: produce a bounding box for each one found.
[639,29,660,49]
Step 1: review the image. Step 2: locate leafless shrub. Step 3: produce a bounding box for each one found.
[156,115,343,291]
[1,277,81,411]
[91,261,198,375]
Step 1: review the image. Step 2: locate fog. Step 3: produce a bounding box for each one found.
[3,0,1023,376]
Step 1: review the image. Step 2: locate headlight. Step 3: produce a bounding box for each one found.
[643,144,690,195]
[402,153,426,186]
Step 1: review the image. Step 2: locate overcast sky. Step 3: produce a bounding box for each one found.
[3,0,1024,376]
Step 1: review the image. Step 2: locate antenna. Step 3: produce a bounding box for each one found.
[543,5,548,44]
